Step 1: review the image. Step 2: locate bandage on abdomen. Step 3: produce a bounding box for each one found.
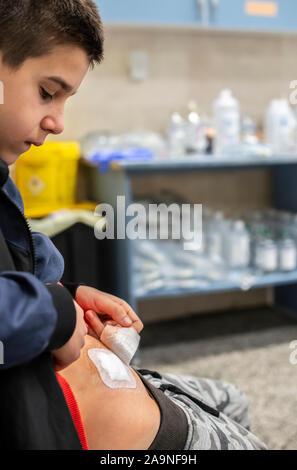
[100,325,140,365]
[87,325,140,389]
[87,348,136,389]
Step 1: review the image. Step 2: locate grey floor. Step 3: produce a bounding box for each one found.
[138,306,297,450]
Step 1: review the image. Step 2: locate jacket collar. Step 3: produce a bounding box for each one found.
[0,157,9,188]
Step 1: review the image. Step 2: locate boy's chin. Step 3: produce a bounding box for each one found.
[1,156,17,166]
[1,150,24,166]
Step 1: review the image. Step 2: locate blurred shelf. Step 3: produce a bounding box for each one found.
[110,154,297,174]
[105,22,297,36]
[89,152,297,315]
[136,269,297,300]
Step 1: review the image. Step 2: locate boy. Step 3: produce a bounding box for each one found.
[0,0,142,450]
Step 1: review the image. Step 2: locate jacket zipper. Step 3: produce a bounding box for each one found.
[0,187,36,275]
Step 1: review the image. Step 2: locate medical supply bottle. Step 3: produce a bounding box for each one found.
[206,211,226,264]
[265,99,297,155]
[185,100,207,154]
[278,230,297,272]
[241,115,258,145]
[254,230,278,273]
[250,229,263,268]
[213,89,240,155]
[225,220,250,269]
[167,112,186,157]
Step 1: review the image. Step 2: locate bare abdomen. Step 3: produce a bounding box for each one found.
[59,336,161,450]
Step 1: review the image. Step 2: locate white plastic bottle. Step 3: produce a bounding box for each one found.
[167,112,187,157]
[225,220,250,269]
[242,115,258,145]
[265,99,297,155]
[278,238,297,272]
[248,213,266,268]
[185,101,207,154]
[255,231,278,273]
[206,211,226,264]
[213,89,240,156]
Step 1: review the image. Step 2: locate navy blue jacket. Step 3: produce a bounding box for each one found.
[0,157,82,449]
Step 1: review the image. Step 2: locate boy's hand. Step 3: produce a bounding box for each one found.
[51,300,88,371]
[75,286,144,338]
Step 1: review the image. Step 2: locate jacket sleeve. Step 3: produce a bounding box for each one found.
[32,231,86,298]
[31,232,86,299]
[31,231,65,283]
[62,282,86,299]
[0,271,76,370]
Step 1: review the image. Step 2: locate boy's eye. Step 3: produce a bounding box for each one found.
[40,87,54,101]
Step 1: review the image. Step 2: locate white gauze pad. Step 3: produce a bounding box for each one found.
[87,348,136,389]
[100,325,140,365]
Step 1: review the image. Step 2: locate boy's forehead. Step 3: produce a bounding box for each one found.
[25,44,90,89]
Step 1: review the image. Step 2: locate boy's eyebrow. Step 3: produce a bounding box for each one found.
[46,76,77,95]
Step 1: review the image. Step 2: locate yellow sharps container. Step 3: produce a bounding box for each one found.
[16,142,80,215]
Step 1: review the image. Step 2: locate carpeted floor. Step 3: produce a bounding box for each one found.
[137,307,297,450]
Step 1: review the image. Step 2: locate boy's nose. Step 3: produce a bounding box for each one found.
[41,113,64,135]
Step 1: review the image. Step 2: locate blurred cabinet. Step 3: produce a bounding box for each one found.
[96,0,297,32]
[51,223,114,292]
[86,155,297,319]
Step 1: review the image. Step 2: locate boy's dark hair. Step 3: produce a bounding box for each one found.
[0,0,104,70]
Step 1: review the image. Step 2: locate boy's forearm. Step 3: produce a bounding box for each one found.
[0,272,76,369]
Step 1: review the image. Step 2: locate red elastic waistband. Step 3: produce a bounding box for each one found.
[56,372,89,450]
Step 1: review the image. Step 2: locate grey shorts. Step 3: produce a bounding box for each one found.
[137,369,267,450]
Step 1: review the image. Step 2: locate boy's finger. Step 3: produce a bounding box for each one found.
[84,310,104,337]
[87,324,98,339]
[95,291,143,333]
[92,294,133,328]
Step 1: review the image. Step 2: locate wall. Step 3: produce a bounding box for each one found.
[48,26,297,142]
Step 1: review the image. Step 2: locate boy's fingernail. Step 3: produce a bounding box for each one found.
[123,317,133,326]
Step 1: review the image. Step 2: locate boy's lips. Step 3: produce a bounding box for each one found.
[24,141,44,148]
